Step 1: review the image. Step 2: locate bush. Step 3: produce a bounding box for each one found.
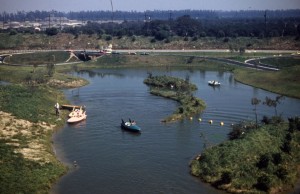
[288,117,300,132]
[223,37,229,42]
[131,35,136,42]
[150,38,156,43]
[105,35,112,41]
[255,175,272,192]
[281,140,292,154]
[45,27,58,36]
[272,153,282,165]
[227,121,256,140]
[9,29,17,35]
[276,167,289,180]
[257,154,270,169]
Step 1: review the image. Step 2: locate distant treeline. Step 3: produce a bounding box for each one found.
[1,9,300,21]
[2,10,300,40]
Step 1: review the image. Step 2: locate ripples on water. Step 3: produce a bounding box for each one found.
[52,68,300,194]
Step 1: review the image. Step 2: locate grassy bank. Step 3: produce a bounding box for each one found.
[0,62,88,193]
[0,84,68,194]
[234,60,300,99]
[190,118,300,193]
[144,75,206,122]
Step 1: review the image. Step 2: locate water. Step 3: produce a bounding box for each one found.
[51,68,300,194]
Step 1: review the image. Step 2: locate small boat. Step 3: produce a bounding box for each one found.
[121,119,141,133]
[208,80,221,86]
[69,106,84,117]
[67,111,87,123]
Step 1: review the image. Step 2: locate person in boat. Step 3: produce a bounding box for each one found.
[54,102,60,116]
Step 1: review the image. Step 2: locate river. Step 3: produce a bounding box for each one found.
[51,67,300,194]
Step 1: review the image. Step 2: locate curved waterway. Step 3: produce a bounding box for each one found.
[51,68,300,194]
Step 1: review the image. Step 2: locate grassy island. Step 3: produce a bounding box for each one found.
[190,117,300,194]
[144,75,206,122]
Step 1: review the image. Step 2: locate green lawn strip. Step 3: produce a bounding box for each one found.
[234,66,300,99]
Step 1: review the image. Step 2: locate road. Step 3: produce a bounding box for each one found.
[1,49,299,71]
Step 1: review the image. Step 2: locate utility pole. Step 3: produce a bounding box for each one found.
[264,10,267,37]
[48,13,51,28]
[169,12,172,20]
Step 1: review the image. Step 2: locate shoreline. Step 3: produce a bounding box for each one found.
[0,52,299,193]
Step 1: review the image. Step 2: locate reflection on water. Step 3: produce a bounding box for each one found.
[0,81,11,85]
[52,68,300,194]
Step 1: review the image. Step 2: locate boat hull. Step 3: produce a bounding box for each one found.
[67,114,87,123]
[121,123,141,132]
[208,81,221,86]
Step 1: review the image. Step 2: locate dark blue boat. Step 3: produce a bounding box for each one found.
[121,119,141,133]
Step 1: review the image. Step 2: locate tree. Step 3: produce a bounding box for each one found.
[251,97,261,128]
[45,27,58,36]
[175,15,201,37]
[46,63,55,77]
[263,95,284,116]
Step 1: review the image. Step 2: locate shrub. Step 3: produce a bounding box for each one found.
[105,35,112,41]
[257,154,270,169]
[255,175,272,192]
[223,37,229,42]
[272,153,282,165]
[150,38,156,43]
[276,167,289,180]
[288,117,300,132]
[9,29,17,35]
[281,140,292,154]
[45,27,58,36]
[227,121,255,140]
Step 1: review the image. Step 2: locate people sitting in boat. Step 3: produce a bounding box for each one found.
[131,120,136,125]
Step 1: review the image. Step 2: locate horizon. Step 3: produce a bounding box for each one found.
[2,0,300,13]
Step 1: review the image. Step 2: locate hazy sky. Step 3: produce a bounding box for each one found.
[1,0,300,13]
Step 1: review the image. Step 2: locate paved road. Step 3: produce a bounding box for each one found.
[1,49,299,71]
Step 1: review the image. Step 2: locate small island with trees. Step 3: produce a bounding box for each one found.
[144,74,206,122]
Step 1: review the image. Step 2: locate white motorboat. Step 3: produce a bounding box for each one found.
[208,80,221,86]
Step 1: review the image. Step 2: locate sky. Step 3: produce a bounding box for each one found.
[1,0,300,13]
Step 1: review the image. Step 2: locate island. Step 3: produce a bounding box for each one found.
[144,74,206,122]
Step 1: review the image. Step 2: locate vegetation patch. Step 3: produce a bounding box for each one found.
[0,61,88,193]
[234,64,300,99]
[144,74,206,122]
[0,85,68,193]
[190,117,300,193]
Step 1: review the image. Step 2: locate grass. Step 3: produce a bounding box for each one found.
[144,75,206,122]
[0,84,69,194]
[234,65,300,99]
[0,139,66,194]
[0,85,67,124]
[0,57,86,193]
[259,57,300,69]
[6,51,70,65]
[190,118,300,193]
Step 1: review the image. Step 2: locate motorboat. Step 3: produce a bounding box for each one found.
[208,80,221,86]
[69,106,84,117]
[67,111,87,123]
[121,119,141,133]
